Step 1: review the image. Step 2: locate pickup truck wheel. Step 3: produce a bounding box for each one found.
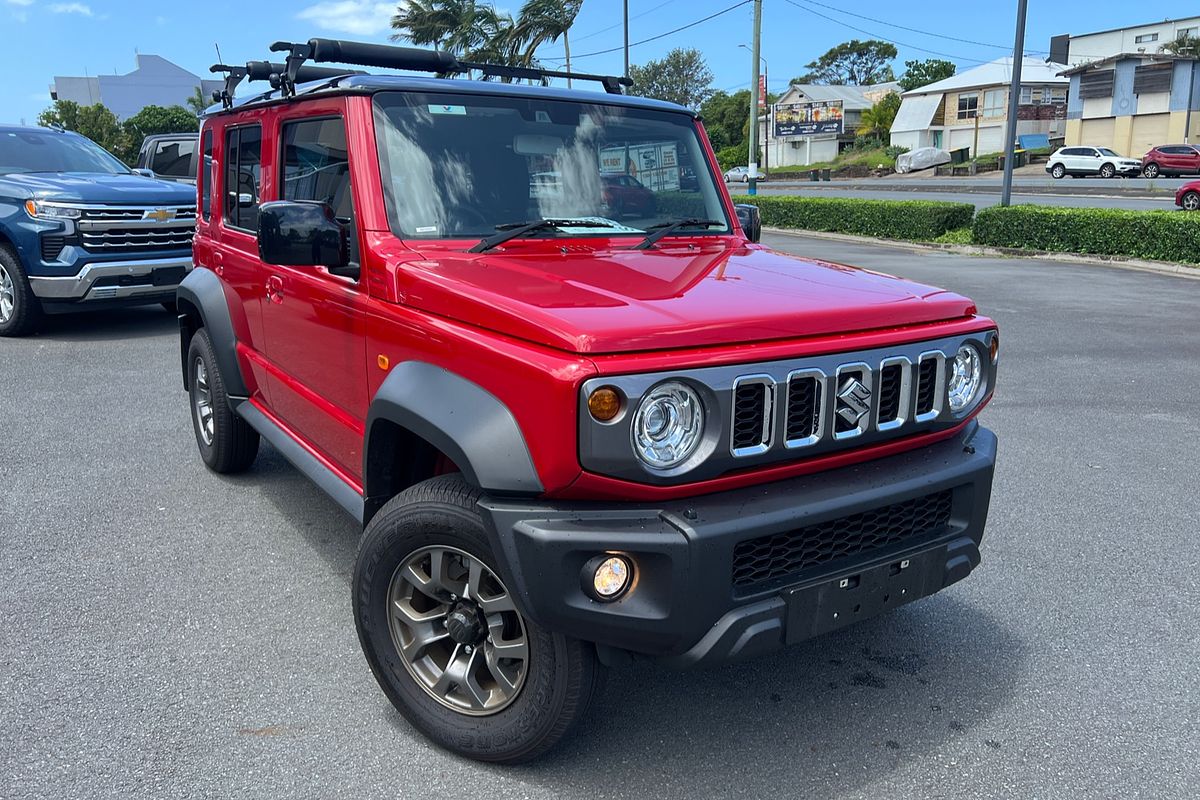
[187,328,259,473]
[0,245,42,337]
[354,475,605,764]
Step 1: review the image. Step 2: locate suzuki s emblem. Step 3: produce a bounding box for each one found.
[836,377,872,425]
[143,208,175,223]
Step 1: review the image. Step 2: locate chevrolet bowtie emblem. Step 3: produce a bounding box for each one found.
[143,208,175,223]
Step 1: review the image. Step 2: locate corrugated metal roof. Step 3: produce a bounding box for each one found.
[902,57,1068,96]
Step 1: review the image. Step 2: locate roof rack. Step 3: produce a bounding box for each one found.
[209,61,364,109]
[268,38,633,97]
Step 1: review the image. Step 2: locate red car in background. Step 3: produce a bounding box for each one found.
[1174,180,1200,210]
[1141,144,1200,178]
[601,173,656,217]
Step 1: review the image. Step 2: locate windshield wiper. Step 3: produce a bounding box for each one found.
[468,218,620,253]
[634,218,724,250]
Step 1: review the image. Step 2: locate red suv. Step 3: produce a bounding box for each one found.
[1141,144,1200,178]
[178,39,998,763]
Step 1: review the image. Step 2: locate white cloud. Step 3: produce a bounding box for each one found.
[296,1,394,36]
[49,2,93,15]
[6,0,36,7]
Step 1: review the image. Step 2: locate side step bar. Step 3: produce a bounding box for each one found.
[236,401,364,524]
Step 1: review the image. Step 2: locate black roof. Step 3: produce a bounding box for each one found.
[210,73,695,118]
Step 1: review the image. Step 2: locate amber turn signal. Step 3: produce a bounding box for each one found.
[989,334,1000,364]
[587,386,621,421]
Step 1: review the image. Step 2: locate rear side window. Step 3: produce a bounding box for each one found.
[281,117,352,220]
[224,125,262,232]
[200,130,213,220]
[149,137,197,178]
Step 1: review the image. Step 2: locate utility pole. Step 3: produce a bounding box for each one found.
[747,0,763,196]
[1000,0,1028,207]
[623,0,630,79]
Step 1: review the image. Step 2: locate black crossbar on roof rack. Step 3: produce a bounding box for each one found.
[268,38,633,97]
[210,61,364,109]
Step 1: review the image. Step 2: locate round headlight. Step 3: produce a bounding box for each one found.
[631,381,704,470]
[948,344,983,412]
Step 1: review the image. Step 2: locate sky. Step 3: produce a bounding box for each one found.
[0,0,1191,125]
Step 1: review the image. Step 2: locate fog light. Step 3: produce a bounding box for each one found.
[585,555,632,600]
[588,386,622,421]
[989,333,1000,364]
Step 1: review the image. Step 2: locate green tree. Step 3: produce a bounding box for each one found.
[186,86,210,115]
[391,0,504,56]
[699,89,751,151]
[1160,34,1200,55]
[791,39,898,85]
[898,59,956,91]
[514,0,583,82]
[629,48,715,109]
[37,100,129,160]
[856,91,901,139]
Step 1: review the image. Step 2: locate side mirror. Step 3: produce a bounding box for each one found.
[734,203,761,243]
[258,201,348,269]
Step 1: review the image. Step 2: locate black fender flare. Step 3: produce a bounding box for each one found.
[176,268,249,399]
[364,362,543,512]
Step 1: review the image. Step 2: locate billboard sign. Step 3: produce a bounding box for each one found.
[773,99,844,137]
[599,142,680,192]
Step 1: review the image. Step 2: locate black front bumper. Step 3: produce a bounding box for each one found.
[479,422,996,668]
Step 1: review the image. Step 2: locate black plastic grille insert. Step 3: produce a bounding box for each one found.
[731,382,768,450]
[731,489,954,589]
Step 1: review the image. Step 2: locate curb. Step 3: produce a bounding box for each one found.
[761,227,1200,282]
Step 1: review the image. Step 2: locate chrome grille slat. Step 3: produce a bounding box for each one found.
[75,206,196,253]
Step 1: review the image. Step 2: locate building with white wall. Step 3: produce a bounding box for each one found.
[764,82,898,168]
[50,55,221,120]
[1050,17,1200,67]
[890,57,1068,156]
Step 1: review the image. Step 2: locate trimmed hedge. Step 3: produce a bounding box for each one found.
[732,195,975,241]
[973,205,1200,264]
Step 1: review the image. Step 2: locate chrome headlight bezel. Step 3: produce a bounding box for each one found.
[24,200,82,220]
[630,380,706,471]
[947,343,984,414]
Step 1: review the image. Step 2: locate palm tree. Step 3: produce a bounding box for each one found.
[513,0,583,87]
[391,0,524,79]
[856,93,900,141]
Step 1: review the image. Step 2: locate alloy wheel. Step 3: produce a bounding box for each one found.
[1184,192,1200,211]
[0,264,14,324]
[1144,164,1159,178]
[192,356,215,445]
[387,545,529,716]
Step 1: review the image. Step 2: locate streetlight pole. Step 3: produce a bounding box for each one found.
[1000,0,1028,207]
[623,0,630,79]
[740,44,769,173]
[747,0,763,196]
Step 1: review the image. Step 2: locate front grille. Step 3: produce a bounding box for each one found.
[916,359,938,415]
[41,235,67,261]
[785,373,821,442]
[77,206,196,254]
[731,377,772,455]
[878,363,903,423]
[731,489,954,590]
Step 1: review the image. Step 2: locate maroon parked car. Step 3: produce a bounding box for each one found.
[1141,144,1200,178]
[1174,180,1200,210]
[601,174,656,217]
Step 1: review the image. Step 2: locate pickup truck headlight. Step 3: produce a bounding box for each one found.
[24,200,81,220]
[631,381,704,469]
[948,344,983,412]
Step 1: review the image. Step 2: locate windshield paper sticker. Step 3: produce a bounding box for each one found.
[556,217,643,234]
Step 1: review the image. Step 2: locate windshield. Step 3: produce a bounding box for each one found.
[373,91,730,240]
[1098,148,1121,157]
[0,128,130,176]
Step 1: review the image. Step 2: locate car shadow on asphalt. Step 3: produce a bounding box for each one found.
[25,305,178,342]
[232,442,1022,793]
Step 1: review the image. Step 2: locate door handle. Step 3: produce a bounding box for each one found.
[266,275,284,303]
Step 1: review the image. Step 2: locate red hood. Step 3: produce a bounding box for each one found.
[393,238,976,354]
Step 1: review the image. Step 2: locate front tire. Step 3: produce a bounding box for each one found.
[0,245,42,338]
[1143,162,1160,178]
[1182,191,1200,211]
[353,475,605,764]
[187,328,259,473]
[1050,163,1066,179]
[1099,163,1116,179]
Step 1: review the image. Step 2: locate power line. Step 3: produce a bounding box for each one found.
[565,0,753,61]
[779,0,991,65]
[568,0,682,45]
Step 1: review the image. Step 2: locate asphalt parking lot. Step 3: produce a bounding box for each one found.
[2,235,1198,799]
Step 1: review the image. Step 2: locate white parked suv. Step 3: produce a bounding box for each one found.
[1045,146,1142,179]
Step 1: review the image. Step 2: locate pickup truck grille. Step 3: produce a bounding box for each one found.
[731,489,954,590]
[77,205,196,254]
